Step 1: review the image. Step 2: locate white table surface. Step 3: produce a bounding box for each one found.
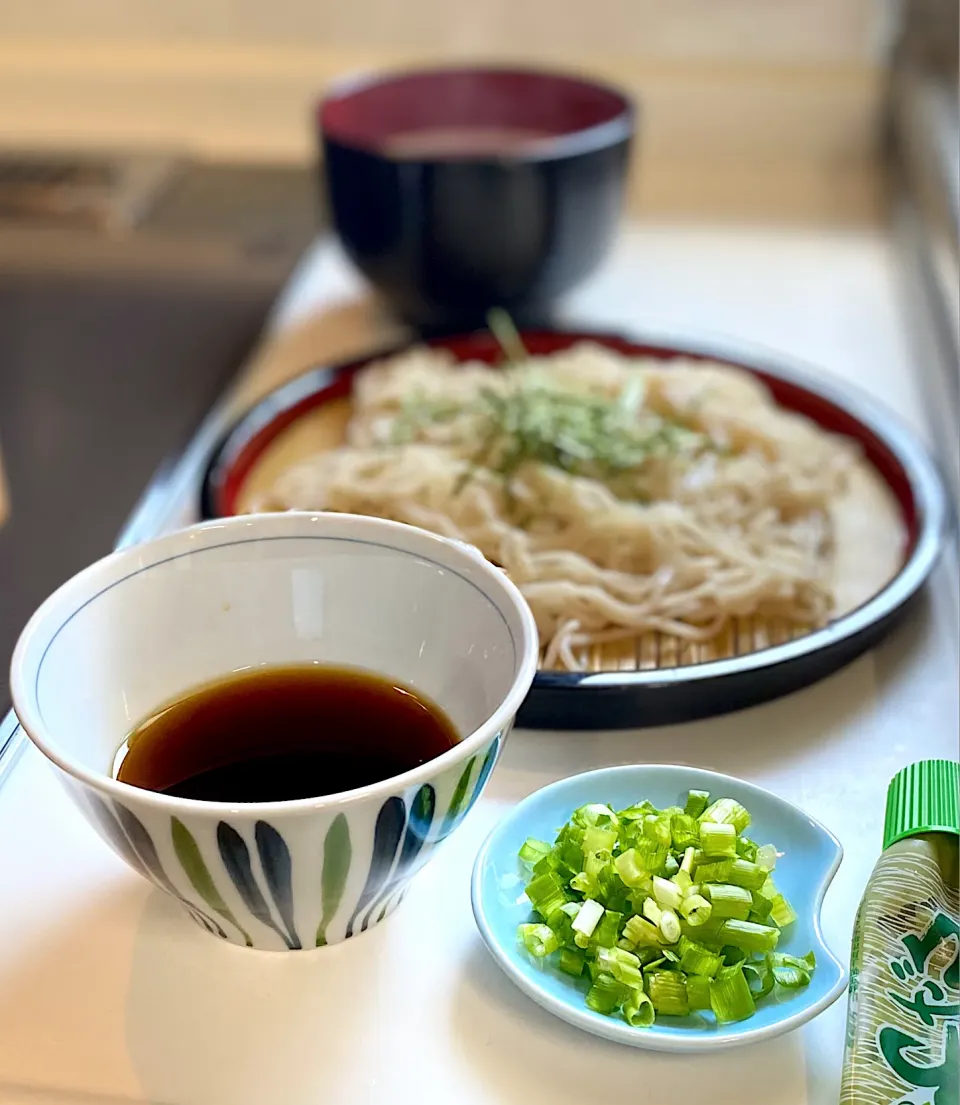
[1,222,957,1105]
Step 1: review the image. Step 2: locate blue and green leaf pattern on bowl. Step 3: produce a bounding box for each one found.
[73,731,503,949]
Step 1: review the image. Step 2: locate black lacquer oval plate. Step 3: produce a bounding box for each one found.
[200,329,948,730]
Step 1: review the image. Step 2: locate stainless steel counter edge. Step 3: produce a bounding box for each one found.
[0,397,236,792]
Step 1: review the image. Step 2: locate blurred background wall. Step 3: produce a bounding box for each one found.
[0,0,897,222]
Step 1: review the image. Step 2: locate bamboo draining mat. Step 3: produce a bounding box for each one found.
[547,619,813,673]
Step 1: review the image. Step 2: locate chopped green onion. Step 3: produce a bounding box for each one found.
[726,858,768,891]
[692,858,733,883]
[699,797,751,834]
[717,919,781,954]
[515,788,815,1029]
[710,964,756,1023]
[597,946,644,988]
[585,973,630,1015]
[647,971,690,1017]
[571,872,599,898]
[671,813,700,850]
[594,909,623,948]
[679,894,713,926]
[659,909,682,944]
[623,914,661,946]
[769,894,798,929]
[583,825,618,857]
[756,875,798,927]
[577,803,619,828]
[672,870,693,896]
[532,852,561,878]
[684,790,710,818]
[681,917,723,943]
[772,950,816,971]
[525,872,569,922]
[619,801,656,822]
[686,974,712,1010]
[678,937,723,977]
[770,950,815,987]
[703,883,754,921]
[742,957,775,999]
[634,836,669,873]
[756,874,777,900]
[558,948,585,977]
[749,891,774,923]
[572,898,605,938]
[519,923,560,958]
[623,987,656,1026]
[736,838,758,861]
[643,813,673,848]
[772,964,811,988]
[700,821,738,859]
[614,849,651,889]
[653,876,683,911]
[636,946,663,966]
[518,837,553,866]
[756,844,779,872]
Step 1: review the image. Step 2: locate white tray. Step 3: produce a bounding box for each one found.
[1,230,958,1105]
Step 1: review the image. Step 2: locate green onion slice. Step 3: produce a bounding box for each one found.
[648,971,690,1017]
[684,790,710,818]
[710,964,757,1023]
[519,923,560,958]
[700,821,738,859]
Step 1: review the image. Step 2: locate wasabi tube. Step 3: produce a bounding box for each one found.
[840,760,959,1105]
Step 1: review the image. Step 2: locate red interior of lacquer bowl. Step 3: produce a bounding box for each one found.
[214,331,920,555]
[319,69,631,151]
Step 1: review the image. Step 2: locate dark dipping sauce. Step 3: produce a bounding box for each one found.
[114,664,459,802]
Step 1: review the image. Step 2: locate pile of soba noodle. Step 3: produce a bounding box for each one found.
[252,344,858,669]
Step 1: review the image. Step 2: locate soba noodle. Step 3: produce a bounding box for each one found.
[250,343,858,670]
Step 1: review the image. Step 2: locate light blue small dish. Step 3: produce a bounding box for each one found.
[471,764,847,1051]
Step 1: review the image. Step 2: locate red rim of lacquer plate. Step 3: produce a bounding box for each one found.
[200,329,947,706]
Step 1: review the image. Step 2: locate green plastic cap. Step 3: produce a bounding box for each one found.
[883,759,960,850]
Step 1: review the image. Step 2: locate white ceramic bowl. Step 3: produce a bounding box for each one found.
[11,512,539,950]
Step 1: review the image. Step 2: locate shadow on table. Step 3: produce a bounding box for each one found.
[451,937,809,1105]
[123,892,379,1105]
[501,588,942,802]
[0,880,147,1103]
[500,659,871,800]
[0,866,392,1105]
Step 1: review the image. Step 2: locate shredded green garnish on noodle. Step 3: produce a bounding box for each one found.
[516,791,814,1028]
[389,309,706,501]
[470,383,698,483]
[392,378,704,502]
